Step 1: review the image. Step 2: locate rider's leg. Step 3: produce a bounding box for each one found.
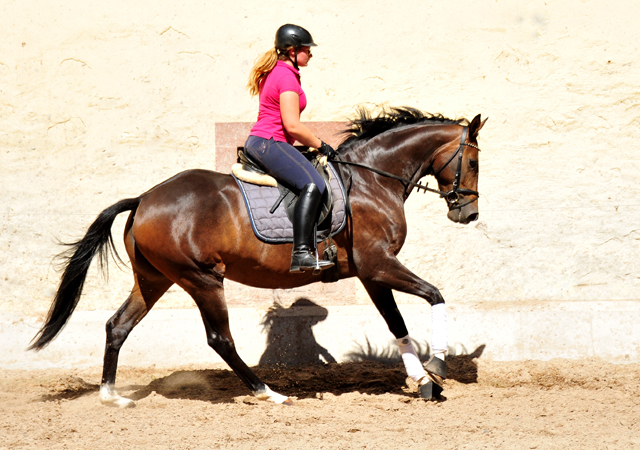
[244,137,326,193]
[290,183,334,273]
[244,137,333,273]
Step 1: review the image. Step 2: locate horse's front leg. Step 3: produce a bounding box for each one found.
[359,259,448,400]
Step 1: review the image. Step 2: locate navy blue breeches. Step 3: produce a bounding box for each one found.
[244,136,326,195]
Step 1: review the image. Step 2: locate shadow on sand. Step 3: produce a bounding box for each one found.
[346,338,486,384]
[122,340,485,404]
[35,298,485,405]
[258,298,336,366]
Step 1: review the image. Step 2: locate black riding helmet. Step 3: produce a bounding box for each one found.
[275,24,316,70]
[275,24,317,51]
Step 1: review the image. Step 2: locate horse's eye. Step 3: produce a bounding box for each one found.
[469,159,478,170]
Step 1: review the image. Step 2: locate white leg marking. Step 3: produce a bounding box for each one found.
[397,335,427,383]
[431,303,448,360]
[100,384,136,408]
[254,385,292,405]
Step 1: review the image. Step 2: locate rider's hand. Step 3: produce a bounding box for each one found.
[318,141,337,159]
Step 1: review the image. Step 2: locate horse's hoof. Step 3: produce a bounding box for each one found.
[100,396,136,408]
[255,386,292,405]
[426,370,445,388]
[99,385,136,408]
[423,356,447,381]
[116,398,136,408]
[418,379,444,401]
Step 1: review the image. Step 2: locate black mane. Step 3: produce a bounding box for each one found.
[339,106,469,149]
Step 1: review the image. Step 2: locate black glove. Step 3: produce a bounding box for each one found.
[319,141,337,159]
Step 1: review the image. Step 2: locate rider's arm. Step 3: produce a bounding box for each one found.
[280,91,323,149]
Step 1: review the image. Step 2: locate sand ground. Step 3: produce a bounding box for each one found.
[1,358,638,449]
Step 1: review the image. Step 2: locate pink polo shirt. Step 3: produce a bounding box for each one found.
[250,61,307,145]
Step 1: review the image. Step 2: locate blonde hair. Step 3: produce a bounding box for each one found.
[247,47,292,97]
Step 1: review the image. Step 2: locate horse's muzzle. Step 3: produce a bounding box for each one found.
[447,203,479,224]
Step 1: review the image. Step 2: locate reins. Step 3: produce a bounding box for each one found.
[329,159,446,196]
[330,126,480,210]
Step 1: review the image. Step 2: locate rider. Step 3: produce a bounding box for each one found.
[244,24,336,274]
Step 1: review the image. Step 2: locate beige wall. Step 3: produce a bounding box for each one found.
[2,0,639,319]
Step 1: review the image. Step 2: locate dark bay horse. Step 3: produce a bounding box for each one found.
[30,107,485,407]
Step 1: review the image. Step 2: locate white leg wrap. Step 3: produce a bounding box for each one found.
[254,385,289,404]
[431,303,448,360]
[99,384,135,408]
[397,335,427,383]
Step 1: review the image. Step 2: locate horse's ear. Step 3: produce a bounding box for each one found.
[469,114,488,139]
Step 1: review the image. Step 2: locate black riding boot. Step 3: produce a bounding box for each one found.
[290,183,335,273]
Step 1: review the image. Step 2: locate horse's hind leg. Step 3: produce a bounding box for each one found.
[186,275,292,405]
[99,269,173,408]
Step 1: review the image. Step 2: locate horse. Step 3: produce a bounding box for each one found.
[29,107,485,407]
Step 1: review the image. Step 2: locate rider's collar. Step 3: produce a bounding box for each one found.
[276,60,300,77]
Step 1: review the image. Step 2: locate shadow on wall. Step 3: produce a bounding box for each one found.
[346,338,486,384]
[257,297,485,383]
[259,298,337,366]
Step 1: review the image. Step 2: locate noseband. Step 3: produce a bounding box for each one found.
[330,126,480,210]
[431,127,480,210]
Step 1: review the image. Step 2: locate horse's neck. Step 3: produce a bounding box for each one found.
[346,125,451,189]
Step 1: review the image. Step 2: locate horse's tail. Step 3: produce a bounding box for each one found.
[28,197,140,351]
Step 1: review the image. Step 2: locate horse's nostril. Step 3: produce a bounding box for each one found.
[468,213,479,222]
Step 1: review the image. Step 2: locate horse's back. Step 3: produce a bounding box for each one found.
[131,169,247,257]
[142,169,235,198]
[138,169,241,211]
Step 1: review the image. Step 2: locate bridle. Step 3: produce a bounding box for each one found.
[431,127,480,209]
[330,126,480,210]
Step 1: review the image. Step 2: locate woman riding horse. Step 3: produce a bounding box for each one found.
[29,106,485,407]
[244,24,336,273]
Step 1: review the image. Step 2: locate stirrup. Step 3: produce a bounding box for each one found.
[290,249,334,274]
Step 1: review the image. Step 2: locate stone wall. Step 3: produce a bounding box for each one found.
[1,1,639,363]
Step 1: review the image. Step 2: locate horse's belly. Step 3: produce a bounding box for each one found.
[224,265,319,290]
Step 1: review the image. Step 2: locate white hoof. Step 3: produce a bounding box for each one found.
[254,385,294,406]
[100,384,136,408]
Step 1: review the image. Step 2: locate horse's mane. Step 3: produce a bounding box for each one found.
[338,106,469,150]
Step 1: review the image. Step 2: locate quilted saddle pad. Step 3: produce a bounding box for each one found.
[232,163,348,244]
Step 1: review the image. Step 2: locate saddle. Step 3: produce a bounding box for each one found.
[231,148,348,247]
